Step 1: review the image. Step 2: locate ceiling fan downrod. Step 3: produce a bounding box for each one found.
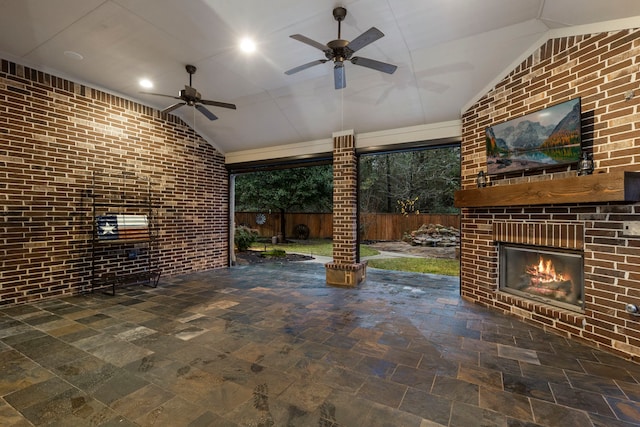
[333,7,347,39]
[185,64,197,87]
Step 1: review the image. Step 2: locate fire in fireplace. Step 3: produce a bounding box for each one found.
[499,244,584,311]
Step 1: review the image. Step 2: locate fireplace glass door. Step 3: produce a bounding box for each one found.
[499,244,584,311]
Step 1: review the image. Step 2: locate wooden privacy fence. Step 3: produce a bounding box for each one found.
[235,212,333,239]
[360,213,459,241]
[235,212,459,241]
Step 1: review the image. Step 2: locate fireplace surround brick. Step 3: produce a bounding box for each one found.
[460,28,640,360]
[493,221,584,250]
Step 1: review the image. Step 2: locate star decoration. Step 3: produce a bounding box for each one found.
[100,222,116,235]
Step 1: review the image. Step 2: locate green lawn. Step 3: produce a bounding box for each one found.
[250,239,459,276]
[251,239,379,257]
[366,257,460,276]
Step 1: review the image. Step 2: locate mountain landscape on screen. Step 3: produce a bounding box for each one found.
[486,98,582,175]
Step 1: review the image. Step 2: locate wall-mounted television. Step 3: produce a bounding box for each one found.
[485,98,582,175]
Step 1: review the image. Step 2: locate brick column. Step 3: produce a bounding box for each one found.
[325,130,366,287]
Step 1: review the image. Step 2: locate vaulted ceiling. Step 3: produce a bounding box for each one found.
[1,0,640,155]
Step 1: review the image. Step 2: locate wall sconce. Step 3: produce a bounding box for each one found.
[624,90,635,101]
[577,152,594,176]
[477,170,487,188]
[626,303,640,317]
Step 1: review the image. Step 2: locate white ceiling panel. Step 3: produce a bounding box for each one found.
[113,0,236,58]
[24,2,206,92]
[200,97,302,150]
[391,0,543,51]
[540,0,640,27]
[1,0,639,154]
[0,0,104,56]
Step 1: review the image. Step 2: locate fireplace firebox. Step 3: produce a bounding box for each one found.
[499,244,584,311]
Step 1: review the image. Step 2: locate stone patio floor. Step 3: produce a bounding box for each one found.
[1,262,639,426]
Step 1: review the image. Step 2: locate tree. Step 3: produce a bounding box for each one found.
[234,165,333,241]
[359,146,460,214]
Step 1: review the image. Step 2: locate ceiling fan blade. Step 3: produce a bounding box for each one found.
[200,99,237,110]
[334,63,346,90]
[350,56,397,74]
[290,34,328,52]
[347,27,384,53]
[285,59,328,75]
[162,102,186,114]
[140,91,180,100]
[195,104,218,121]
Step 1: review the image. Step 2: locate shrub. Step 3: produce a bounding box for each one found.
[235,225,258,251]
[261,249,286,258]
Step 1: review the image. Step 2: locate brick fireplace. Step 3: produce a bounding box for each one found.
[495,222,584,311]
[499,243,583,309]
[456,27,640,360]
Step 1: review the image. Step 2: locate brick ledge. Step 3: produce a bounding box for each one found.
[495,291,585,326]
[325,262,367,287]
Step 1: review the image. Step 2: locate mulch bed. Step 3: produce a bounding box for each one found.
[235,250,314,265]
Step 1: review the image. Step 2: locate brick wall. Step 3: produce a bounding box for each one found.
[0,59,229,306]
[460,29,640,359]
[331,132,358,265]
[325,131,366,287]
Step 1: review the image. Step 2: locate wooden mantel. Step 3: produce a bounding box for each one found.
[454,170,640,208]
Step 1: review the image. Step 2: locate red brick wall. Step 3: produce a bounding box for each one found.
[460,29,640,359]
[0,59,229,306]
[332,132,358,265]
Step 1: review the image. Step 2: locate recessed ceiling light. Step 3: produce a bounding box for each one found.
[139,78,153,89]
[239,37,256,54]
[63,50,84,60]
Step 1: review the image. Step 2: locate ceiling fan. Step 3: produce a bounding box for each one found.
[141,64,236,120]
[285,7,397,89]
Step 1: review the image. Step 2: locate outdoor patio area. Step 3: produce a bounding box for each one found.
[1,263,639,426]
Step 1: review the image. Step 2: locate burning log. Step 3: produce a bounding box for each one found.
[522,255,578,303]
[504,247,583,307]
[526,266,556,283]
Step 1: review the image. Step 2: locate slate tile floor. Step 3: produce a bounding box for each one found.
[1,263,640,426]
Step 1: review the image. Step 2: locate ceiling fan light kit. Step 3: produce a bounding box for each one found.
[141,65,236,121]
[285,6,397,89]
